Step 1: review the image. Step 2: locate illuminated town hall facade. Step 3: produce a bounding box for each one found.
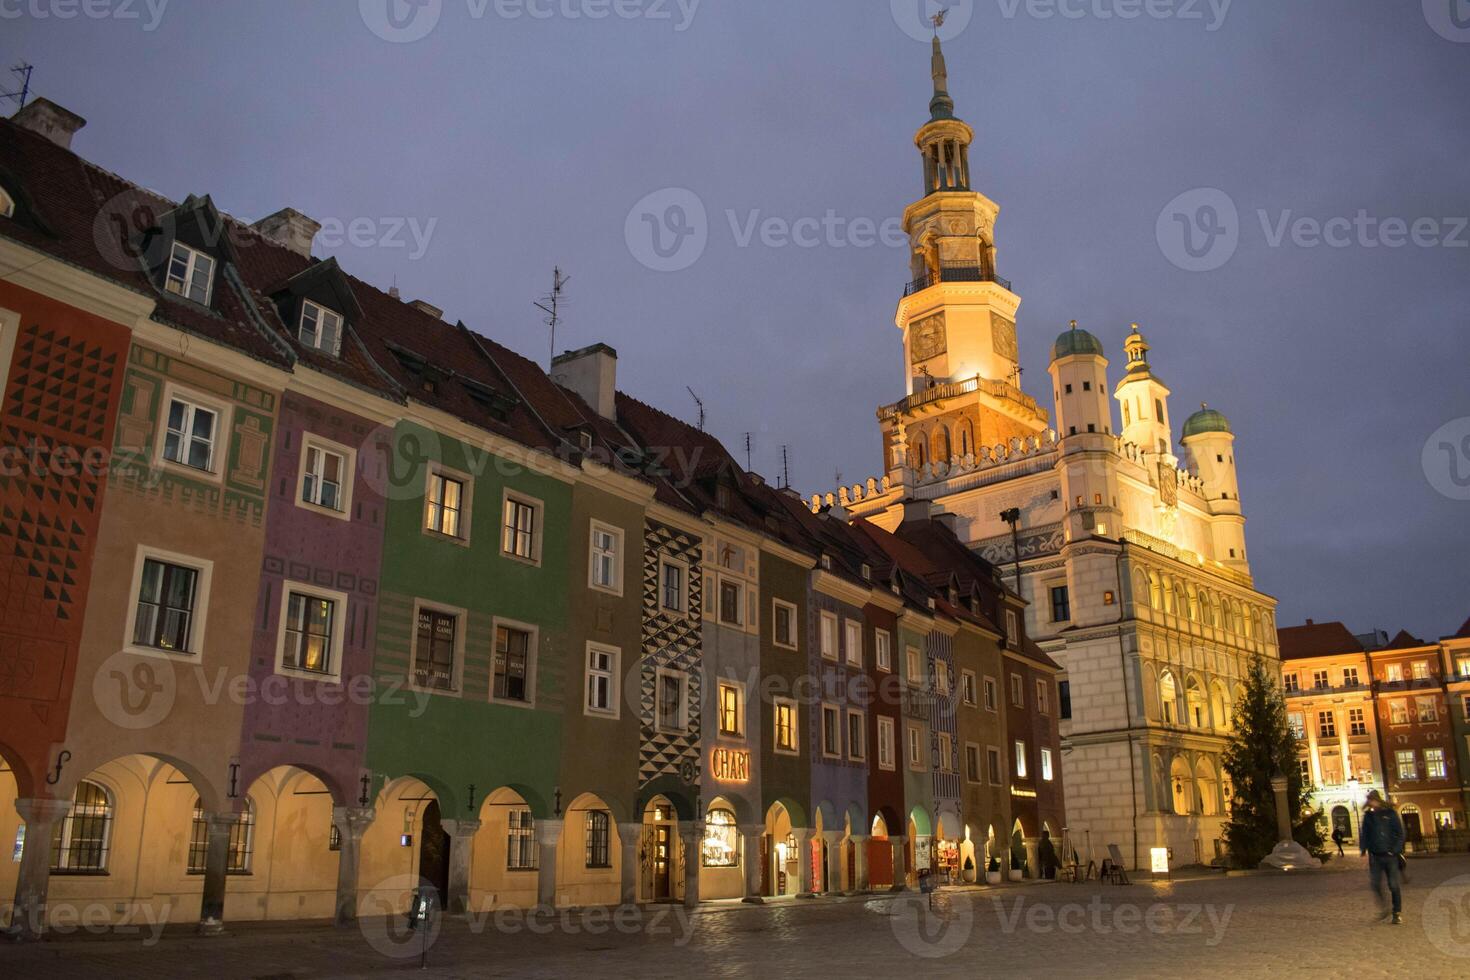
[821,35,1281,868]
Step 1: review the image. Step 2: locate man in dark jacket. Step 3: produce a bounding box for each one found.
[1359,789,1405,924]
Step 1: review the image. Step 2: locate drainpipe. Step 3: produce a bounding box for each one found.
[999,509,1022,596]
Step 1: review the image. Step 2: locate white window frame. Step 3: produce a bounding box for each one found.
[1041,747,1055,781]
[1005,609,1019,645]
[846,708,866,762]
[987,746,1003,785]
[156,382,230,482]
[164,240,215,305]
[423,462,472,544]
[877,716,895,771]
[715,575,745,628]
[1396,749,1417,781]
[961,669,977,706]
[273,580,348,683]
[1389,699,1409,725]
[718,679,746,738]
[655,667,689,734]
[408,599,467,697]
[983,675,998,712]
[584,642,620,720]
[875,628,892,672]
[935,661,950,697]
[843,619,863,668]
[907,722,924,770]
[658,556,690,617]
[905,645,923,687]
[1036,678,1049,714]
[490,617,539,708]
[820,610,839,661]
[1014,739,1029,779]
[773,697,800,755]
[1426,747,1447,780]
[500,489,544,565]
[965,742,982,783]
[1010,673,1025,708]
[937,732,954,773]
[298,298,344,356]
[820,702,842,759]
[588,520,624,596]
[122,545,215,662]
[297,433,355,520]
[772,598,799,650]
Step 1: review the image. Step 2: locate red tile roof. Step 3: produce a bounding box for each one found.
[1382,629,1429,651]
[1276,621,1364,660]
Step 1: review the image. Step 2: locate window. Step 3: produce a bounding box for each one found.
[1283,673,1300,693]
[1298,757,1311,783]
[188,799,253,875]
[844,619,863,667]
[507,809,538,870]
[1014,740,1028,779]
[502,493,540,562]
[1010,673,1024,708]
[935,661,950,697]
[656,670,686,732]
[165,240,215,304]
[493,624,534,704]
[1154,398,1165,423]
[877,716,895,770]
[1389,700,1409,725]
[132,557,201,653]
[820,612,839,661]
[1417,697,1438,723]
[875,629,892,671]
[983,676,998,712]
[1343,666,1360,687]
[49,781,112,873]
[987,746,1002,784]
[1050,585,1070,622]
[965,743,982,782]
[1396,750,1418,781]
[936,732,954,772]
[1317,710,1336,739]
[847,710,867,761]
[425,471,465,538]
[413,607,460,692]
[298,299,344,355]
[660,559,687,614]
[589,522,622,594]
[961,670,977,706]
[585,644,618,717]
[162,396,218,471]
[1386,664,1403,683]
[1348,707,1367,736]
[906,645,923,685]
[1059,680,1072,720]
[1426,748,1448,780]
[1041,748,1054,781]
[1412,661,1430,680]
[821,703,841,758]
[773,599,798,649]
[907,723,924,770]
[774,698,799,754]
[1036,679,1050,714]
[300,441,349,513]
[0,186,13,218]
[279,587,342,677]
[701,808,739,868]
[1005,610,1019,645]
[1312,670,1330,690]
[585,810,611,868]
[1458,656,1470,680]
[718,578,744,627]
[719,681,744,737]
[1287,712,1305,739]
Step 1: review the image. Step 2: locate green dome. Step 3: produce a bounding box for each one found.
[1183,406,1232,438]
[1051,325,1104,361]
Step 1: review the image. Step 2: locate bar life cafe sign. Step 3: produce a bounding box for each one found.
[710,747,750,783]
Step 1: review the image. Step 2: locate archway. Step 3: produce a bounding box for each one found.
[358,776,439,916]
[1195,759,1220,817]
[1402,805,1423,844]
[639,796,684,903]
[1170,757,1194,815]
[764,802,799,897]
[1331,805,1352,841]
[1159,670,1179,725]
[471,787,540,909]
[699,796,743,900]
[555,792,624,908]
[907,806,933,886]
[868,811,895,890]
[233,766,341,920]
[935,808,963,883]
[1010,819,1029,878]
[1185,676,1208,729]
[0,746,25,923]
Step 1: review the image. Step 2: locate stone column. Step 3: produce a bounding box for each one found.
[536,818,564,909]
[618,822,641,906]
[679,823,703,909]
[822,832,843,894]
[331,806,375,926]
[793,829,816,897]
[1024,838,1040,880]
[9,797,70,941]
[1271,776,1292,841]
[439,818,480,915]
[197,812,236,934]
[850,834,870,893]
[889,835,907,891]
[740,825,764,903]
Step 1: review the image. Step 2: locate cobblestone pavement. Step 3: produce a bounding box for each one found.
[6,854,1470,978]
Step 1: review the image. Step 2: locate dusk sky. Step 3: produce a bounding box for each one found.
[6,0,1467,640]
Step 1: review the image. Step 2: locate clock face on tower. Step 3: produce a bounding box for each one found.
[910,313,948,365]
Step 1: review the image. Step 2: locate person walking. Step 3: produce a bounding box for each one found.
[1331,826,1345,857]
[1359,789,1405,924]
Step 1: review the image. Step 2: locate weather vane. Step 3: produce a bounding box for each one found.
[932,9,948,33]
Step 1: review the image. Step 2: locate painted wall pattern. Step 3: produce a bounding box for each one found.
[638,519,703,789]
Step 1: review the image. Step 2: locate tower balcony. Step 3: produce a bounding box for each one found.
[902,264,1012,298]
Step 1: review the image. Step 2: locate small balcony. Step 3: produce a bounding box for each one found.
[903,265,1012,298]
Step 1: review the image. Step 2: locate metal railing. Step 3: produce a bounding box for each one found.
[903,265,1012,297]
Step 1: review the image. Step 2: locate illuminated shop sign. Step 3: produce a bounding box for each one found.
[710,747,750,782]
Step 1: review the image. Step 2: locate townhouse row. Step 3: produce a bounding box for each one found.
[0,100,1064,938]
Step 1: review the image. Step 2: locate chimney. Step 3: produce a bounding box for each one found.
[902,499,933,525]
[408,300,443,320]
[551,343,618,421]
[251,208,320,258]
[1305,618,1314,626]
[12,98,86,151]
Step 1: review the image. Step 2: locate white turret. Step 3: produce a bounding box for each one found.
[1114,324,1173,461]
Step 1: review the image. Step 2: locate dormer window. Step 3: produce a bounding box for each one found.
[820,555,832,571]
[861,563,872,581]
[165,241,215,305]
[0,187,13,218]
[298,299,344,355]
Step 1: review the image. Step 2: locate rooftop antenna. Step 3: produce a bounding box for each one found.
[686,387,705,432]
[1,64,34,111]
[533,266,570,369]
[743,433,752,471]
[781,445,791,490]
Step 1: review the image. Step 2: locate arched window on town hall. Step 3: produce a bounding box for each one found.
[933,427,952,465]
[957,421,974,458]
[911,435,928,471]
[189,797,255,875]
[1185,676,1208,728]
[701,807,739,868]
[50,780,113,873]
[1158,671,1179,725]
